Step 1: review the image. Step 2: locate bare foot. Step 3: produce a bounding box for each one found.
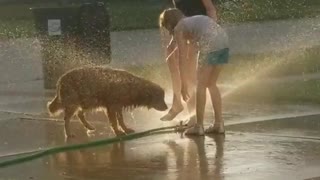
[205,124,225,134]
[182,114,197,128]
[86,130,96,137]
[123,128,135,134]
[160,106,184,121]
[85,124,96,131]
[185,124,205,136]
[114,130,127,137]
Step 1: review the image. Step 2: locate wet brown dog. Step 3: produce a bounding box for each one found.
[47,66,168,138]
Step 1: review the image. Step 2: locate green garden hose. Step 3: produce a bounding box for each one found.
[0,124,182,168]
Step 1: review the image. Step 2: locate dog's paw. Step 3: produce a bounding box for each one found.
[86,129,96,136]
[124,128,135,134]
[86,125,96,131]
[65,133,76,140]
[115,130,127,137]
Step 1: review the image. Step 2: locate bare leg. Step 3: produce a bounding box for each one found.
[116,109,135,134]
[161,37,184,121]
[185,42,197,115]
[196,67,211,126]
[106,108,126,136]
[182,43,198,127]
[77,110,95,131]
[206,65,225,134]
[64,107,77,138]
[185,66,212,136]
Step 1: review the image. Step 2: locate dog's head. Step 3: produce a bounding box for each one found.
[147,84,168,111]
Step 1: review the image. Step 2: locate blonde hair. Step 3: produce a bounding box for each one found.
[159,8,184,34]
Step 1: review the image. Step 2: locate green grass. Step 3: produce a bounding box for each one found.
[217,0,320,23]
[108,0,166,31]
[0,20,35,38]
[0,0,166,38]
[0,0,319,38]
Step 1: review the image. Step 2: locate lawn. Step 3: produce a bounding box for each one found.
[0,0,167,38]
[218,0,320,23]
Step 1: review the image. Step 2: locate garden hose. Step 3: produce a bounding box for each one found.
[0,124,184,168]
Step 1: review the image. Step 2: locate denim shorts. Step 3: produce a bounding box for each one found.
[199,48,230,66]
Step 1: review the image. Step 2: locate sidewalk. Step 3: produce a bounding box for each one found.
[0,17,320,179]
[0,17,319,86]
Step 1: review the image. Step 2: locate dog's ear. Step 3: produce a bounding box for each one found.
[145,86,155,102]
[146,89,153,99]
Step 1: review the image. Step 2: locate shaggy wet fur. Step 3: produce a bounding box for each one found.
[47,66,168,137]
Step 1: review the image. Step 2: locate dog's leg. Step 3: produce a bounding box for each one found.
[77,110,95,131]
[106,109,126,136]
[64,107,77,138]
[116,109,135,134]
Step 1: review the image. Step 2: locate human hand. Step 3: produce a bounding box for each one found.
[181,85,190,102]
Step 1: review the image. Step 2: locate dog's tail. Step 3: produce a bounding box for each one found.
[47,81,63,116]
[47,96,63,116]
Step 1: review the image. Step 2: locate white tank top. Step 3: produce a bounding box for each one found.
[178,15,229,52]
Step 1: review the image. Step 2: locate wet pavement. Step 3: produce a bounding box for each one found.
[0,81,320,180]
[0,110,320,180]
[1,70,320,180]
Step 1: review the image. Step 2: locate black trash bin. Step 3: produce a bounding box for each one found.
[31,2,111,89]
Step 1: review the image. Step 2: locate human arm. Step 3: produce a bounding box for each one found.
[201,0,218,21]
[166,37,178,62]
[175,29,190,101]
